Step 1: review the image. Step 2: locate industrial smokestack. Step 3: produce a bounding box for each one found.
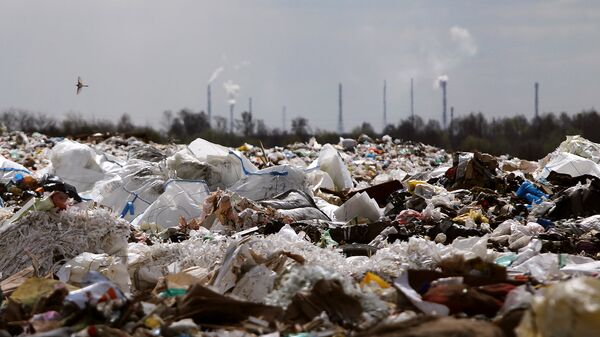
[223,80,240,134]
[282,105,287,132]
[338,83,344,134]
[410,78,415,125]
[207,66,223,127]
[436,75,448,128]
[207,84,212,127]
[229,104,234,134]
[450,106,454,136]
[534,82,539,118]
[441,81,447,129]
[383,80,387,130]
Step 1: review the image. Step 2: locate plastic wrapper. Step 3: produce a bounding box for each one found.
[413,182,448,199]
[421,203,443,223]
[66,276,127,309]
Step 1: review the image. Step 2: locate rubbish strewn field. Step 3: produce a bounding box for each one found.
[2,131,600,336]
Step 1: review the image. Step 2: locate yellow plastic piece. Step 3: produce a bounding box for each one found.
[453,209,489,224]
[360,272,390,289]
[144,315,163,329]
[407,180,427,193]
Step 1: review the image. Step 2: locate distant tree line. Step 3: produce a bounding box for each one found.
[1,107,599,160]
[382,110,600,160]
[0,109,163,143]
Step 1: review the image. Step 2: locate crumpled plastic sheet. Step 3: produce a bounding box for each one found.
[549,135,600,164]
[516,277,600,337]
[84,160,167,221]
[49,139,108,192]
[537,152,600,181]
[0,207,130,280]
[510,252,594,281]
[491,220,545,251]
[230,165,310,201]
[308,144,353,192]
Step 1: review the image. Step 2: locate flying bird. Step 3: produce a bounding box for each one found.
[76,76,89,95]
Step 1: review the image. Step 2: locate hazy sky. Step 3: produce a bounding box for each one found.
[1,0,599,132]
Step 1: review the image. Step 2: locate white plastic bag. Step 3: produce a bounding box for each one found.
[229,165,308,201]
[421,203,443,222]
[0,155,31,182]
[309,144,353,192]
[333,192,381,222]
[166,151,224,189]
[49,140,107,192]
[306,170,335,191]
[131,179,210,229]
[85,160,166,221]
[179,138,257,188]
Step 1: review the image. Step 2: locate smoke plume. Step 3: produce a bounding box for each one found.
[208,67,224,84]
[434,74,449,88]
[450,26,477,56]
[223,80,241,105]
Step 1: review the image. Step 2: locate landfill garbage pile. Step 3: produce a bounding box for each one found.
[3,132,600,336]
